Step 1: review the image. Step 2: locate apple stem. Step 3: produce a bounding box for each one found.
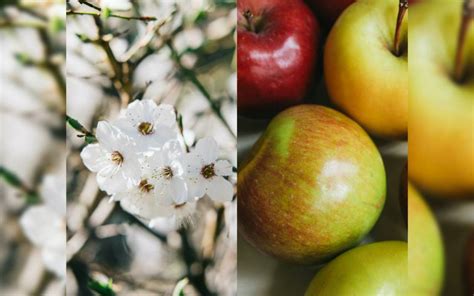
[243,10,256,32]
[454,0,474,82]
[393,0,408,56]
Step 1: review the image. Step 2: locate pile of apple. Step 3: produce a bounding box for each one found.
[237,0,473,294]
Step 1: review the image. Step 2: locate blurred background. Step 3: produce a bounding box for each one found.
[1,0,236,295]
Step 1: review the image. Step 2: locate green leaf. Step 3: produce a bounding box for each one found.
[0,166,23,188]
[66,115,97,143]
[49,17,65,33]
[172,278,189,296]
[0,166,40,202]
[14,52,34,66]
[88,278,115,296]
[75,33,92,43]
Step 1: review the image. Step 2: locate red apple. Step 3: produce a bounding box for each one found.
[237,0,320,117]
[305,0,355,26]
[239,105,386,264]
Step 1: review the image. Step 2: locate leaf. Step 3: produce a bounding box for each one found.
[88,278,115,296]
[172,278,189,296]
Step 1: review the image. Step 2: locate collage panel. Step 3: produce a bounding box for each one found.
[65,0,236,295]
[0,0,473,296]
[237,0,473,295]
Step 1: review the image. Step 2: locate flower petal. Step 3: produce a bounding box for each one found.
[80,144,107,173]
[120,190,168,220]
[215,160,233,176]
[186,176,206,199]
[206,177,233,202]
[194,137,218,163]
[40,174,66,217]
[182,153,203,176]
[96,170,128,195]
[95,121,123,151]
[154,104,177,128]
[171,177,188,205]
[20,205,63,247]
[162,140,184,164]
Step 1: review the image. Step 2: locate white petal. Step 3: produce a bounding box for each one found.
[206,177,233,202]
[162,140,184,164]
[40,174,66,217]
[155,180,174,206]
[194,137,218,163]
[171,178,188,205]
[96,171,128,195]
[120,190,168,220]
[154,104,177,128]
[215,160,233,176]
[186,176,206,199]
[42,247,66,278]
[182,153,203,176]
[80,144,107,172]
[95,121,123,151]
[20,206,63,246]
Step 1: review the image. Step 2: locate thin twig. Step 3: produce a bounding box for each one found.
[38,28,66,104]
[178,228,216,296]
[166,42,236,140]
[67,10,157,22]
[78,0,102,11]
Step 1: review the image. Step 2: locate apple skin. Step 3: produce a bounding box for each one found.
[305,241,407,295]
[466,231,474,296]
[408,183,444,295]
[409,1,474,197]
[324,0,408,139]
[238,105,386,264]
[237,0,320,117]
[305,0,355,27]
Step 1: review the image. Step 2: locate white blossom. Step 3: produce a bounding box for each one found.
[79,101,235,228]
[80,121,140,195]
[114,100,177,152]
[20,174,66,278]
[146,140,190,206]
[184,137,234,202]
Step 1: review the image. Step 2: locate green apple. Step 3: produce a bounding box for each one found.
[324,0,408,139]
[238,105,386,264]
[409,0,474,197]
[305,241,407,295]
[408,183,444,295]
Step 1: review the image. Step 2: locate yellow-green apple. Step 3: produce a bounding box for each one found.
[305,0,355,27]
[305,241,407,295]
[238,105,386,264]
[466,231,474,296]
[237,0,320,117]
[324,0,408,139]
[409,0,474,197]
[408,183,444,295]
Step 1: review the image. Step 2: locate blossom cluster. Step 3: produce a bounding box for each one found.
[80,100,234,226]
